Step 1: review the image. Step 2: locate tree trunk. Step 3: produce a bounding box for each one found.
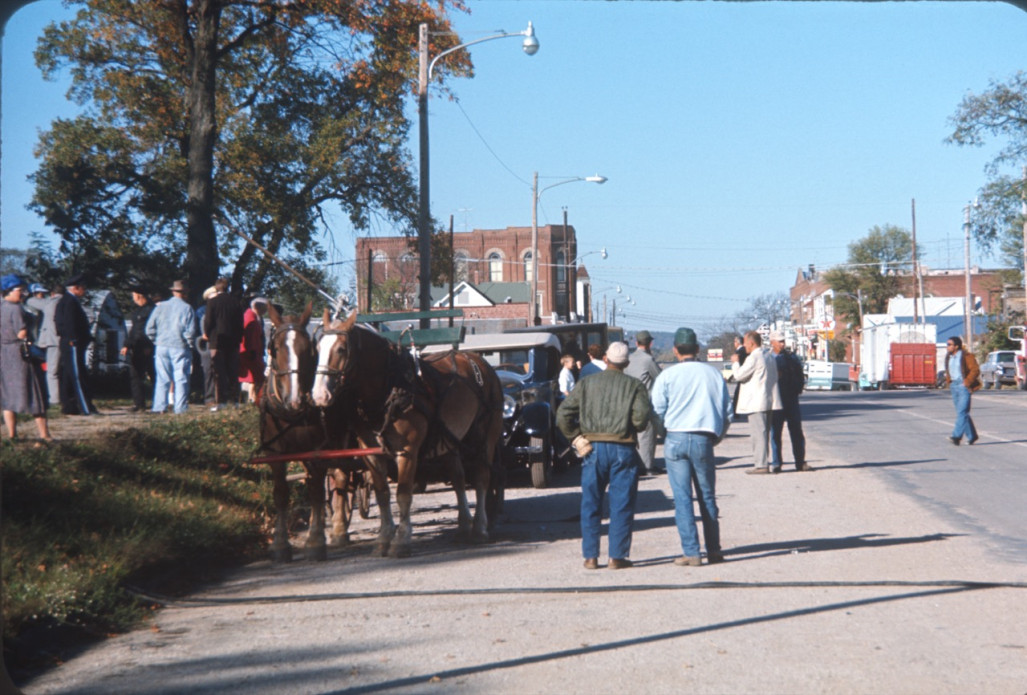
[185,0,222,304]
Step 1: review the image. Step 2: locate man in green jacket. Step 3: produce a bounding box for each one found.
[557,341,653,570]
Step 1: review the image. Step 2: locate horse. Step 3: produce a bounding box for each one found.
[258,302,382,562]
[310,309,504,558]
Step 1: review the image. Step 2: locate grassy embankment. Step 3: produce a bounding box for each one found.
[1,405,292,675]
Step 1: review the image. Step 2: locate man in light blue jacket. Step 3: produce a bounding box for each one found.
[651,327,732,567]
[146,280,198,414]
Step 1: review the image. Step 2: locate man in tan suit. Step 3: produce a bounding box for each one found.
[731,330,782,474]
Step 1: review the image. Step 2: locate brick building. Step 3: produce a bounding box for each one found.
[355,225,582,323]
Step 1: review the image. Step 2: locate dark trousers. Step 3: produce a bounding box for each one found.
[771,402,806,467]
[58,341,94,415]
[128,347,155,409]
[211,347,240,405]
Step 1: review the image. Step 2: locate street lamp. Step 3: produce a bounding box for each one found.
[417,21,539,328]
[530,173,607,325]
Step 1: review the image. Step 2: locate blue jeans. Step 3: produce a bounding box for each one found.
[950,384,977,442]
[153,346,193,414]
[771,402,806,467]
[580,442,640,560]
[664,432,721,559]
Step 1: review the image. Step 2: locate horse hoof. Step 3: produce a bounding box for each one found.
[372,544,389,557]
[271,546,293,563]
[305,545,328,562]
[388,545,411,559]
[471,531,489,545]
[328,535,351,548]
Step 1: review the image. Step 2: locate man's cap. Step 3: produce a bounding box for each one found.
[635,330,653,344]
[29,283,48,294]
[769,330,786,342]
[169,280,188,293]
[1,274,26,292]
[66,273,86,287]
[674,327,698,348]
[606,341,630,365]
[251,297,269,308]
[202,286,218,301]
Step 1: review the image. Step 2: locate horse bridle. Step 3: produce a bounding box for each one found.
[265,322,314,415]
[315,326,358,393]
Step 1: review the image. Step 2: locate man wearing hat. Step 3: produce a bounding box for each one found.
[625,329,663,474]
[769,330,808,471]
[26,284,62,403]
[557,341,653,570]
[53,273,96,415]
[121,284,156,412]
[651,327,732,566]
[145,280,199,414]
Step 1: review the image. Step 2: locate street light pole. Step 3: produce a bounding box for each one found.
[529,173,606,325]
[963,199,979,352]
[416,21,539,329]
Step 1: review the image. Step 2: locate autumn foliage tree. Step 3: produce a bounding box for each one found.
[31,0,471,303]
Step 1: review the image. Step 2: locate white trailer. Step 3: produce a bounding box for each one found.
[859,315,937,390]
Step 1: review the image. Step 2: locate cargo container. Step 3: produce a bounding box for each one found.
[888,342,937,388]
[858,316,938,390]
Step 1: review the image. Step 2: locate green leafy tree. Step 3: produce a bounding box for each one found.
[824,224,913,319]
[31,0,470,303]
[946,71,1027,276]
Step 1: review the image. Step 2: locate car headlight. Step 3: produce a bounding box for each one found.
[503,394,517,419]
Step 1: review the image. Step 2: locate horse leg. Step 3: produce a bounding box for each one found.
[366,455,395,557]
[469,457,491,544]
[389,449,417,558]
[269,461,293,562]
[441,452,475,543]
[327,468,351,548]
[303,463,328,561]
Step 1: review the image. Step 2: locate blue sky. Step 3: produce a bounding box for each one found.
[2,0,1025,332]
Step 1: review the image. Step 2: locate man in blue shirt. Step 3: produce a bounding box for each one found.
[651,327,732,567]
[146,280,199,414]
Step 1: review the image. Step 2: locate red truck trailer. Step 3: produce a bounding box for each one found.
[888,342,937,388]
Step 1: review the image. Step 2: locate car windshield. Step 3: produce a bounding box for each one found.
[479,349,531,375]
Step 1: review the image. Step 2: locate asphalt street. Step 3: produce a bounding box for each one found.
[15,390,1027,695]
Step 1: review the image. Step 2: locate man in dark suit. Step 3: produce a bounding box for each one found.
[54,273,96,415]
[202,276,244,410]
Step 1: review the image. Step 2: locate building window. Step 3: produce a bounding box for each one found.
[555,250,566,283]
[489,252,504,282]
[523,251,533,283]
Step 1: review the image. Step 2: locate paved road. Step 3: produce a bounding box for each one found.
[802,388,1027,563]
[16,391,1027,694]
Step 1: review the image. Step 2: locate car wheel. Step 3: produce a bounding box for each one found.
[529,434,552,489]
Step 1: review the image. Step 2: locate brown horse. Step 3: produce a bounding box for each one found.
[310,309,504,557]
[259,303,379,562]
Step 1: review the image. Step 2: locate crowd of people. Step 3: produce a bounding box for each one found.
[0,272,270,443]
[556,327,810,571]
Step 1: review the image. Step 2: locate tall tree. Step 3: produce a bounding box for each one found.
[946,70,1027,275]
[823,224,913,322]
[735,291,790,329]
[31,0,470,302]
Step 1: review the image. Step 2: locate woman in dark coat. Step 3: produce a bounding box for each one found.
[1,274,53,442]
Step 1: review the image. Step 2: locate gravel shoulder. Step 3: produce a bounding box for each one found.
[16,414,1027,694]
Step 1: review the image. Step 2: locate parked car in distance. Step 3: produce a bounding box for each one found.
[979,350,1018,389]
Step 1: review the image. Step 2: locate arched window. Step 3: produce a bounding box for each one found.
[488,252,504,282]
[372,251,387,264]
[523,250,533,283]
[555,250,566,283]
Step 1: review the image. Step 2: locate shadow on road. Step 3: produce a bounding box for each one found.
[723,532,962,561]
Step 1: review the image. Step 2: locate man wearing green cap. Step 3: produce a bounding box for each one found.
[625,329,662,474]
[651,327,732,566]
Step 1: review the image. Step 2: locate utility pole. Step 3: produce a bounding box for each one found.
[1022,166,1026,317]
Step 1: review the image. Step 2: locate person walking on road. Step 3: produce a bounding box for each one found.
[769,330,809,471]
[944,336,980,445]
[625,329,662,474]
[54,273,96,415]
[651,327,731,567]
[146,280,199,415]
[731,330,781,474]
[557,341,652,571]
